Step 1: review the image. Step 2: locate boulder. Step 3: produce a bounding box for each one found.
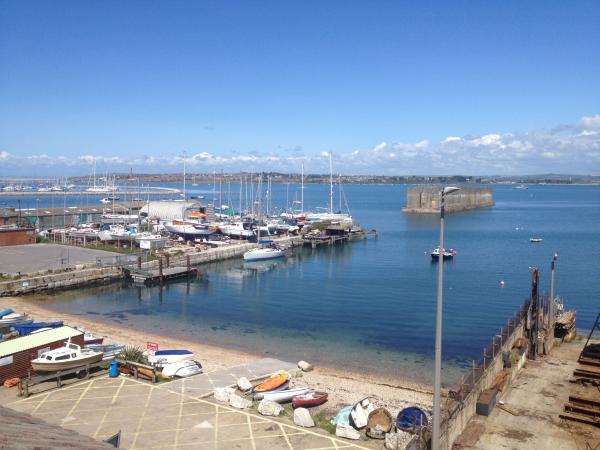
[229,393,252,410]
[385,430,414,450]
[237,376,252,392]
[214,387,235,403]
[336,423,361,440]
[298,360,313,372]
[293,408,315,428]
[257,399,283,417]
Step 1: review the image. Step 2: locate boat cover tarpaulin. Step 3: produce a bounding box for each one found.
[11,322,64,336]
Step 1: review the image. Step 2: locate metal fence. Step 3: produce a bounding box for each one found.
[445,297,532,409]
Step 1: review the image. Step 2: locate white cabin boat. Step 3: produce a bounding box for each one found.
[243,247,285,261]
[31,340,103,372]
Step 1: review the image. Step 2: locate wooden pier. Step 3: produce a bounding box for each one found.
[129,266,197,285]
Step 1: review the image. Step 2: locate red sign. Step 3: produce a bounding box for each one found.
[146,342,159,351]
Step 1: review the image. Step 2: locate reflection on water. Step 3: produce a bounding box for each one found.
[38,185,600,383]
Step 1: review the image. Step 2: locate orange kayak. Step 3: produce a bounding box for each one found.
[253,372,289,393]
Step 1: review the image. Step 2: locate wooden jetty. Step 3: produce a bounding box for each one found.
[129,266,197,285]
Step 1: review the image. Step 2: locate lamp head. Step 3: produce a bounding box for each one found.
[443,186,461,195]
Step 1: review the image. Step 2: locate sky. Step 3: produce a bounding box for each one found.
[1,1,599,176]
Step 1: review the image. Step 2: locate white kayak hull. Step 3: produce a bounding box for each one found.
[262,387,312,403]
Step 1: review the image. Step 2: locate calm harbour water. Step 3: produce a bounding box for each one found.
[15,183,600,385]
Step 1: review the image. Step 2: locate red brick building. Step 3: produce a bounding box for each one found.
[0,227,36,247]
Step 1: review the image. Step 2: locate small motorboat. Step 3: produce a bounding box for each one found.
[31,339,103,372]
[292,391,328,408]
[529,237,543,243]
[262,386,311,404]
[350,397,375,429]
[431,247,456,260]
[0,313,33,326]
[147,349,194,366]
[252,371,290,394]
[243,247,285,262]
[0,308,14,317]
[85,343,125,359]
[161,360,202,378]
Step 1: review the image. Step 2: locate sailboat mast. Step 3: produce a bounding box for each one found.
[182,151,187,201]
[301,163,304,214]
[329,152,333,214]
[239,174,242,218]
[339,173,342,213]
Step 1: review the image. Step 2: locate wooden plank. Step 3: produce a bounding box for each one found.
[497,404,519,416]
[560,412,600,427]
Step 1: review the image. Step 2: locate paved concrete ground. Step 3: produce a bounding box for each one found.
[7,375,371,450]
[168,358,298,398]
[456,340,600,450]
[0,243,117,274]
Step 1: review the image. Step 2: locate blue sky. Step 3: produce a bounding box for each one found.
[1,1,599,176]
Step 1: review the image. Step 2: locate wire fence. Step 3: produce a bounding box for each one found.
[445,297,532,410]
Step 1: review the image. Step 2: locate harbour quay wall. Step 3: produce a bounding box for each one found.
[0,266,122,296]
[402,186,494,214]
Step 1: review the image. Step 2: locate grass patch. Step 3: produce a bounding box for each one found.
[313,410,336,434]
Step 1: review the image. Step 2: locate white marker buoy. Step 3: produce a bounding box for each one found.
[500,280,505,288]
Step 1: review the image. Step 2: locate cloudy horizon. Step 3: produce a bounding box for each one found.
[1,114,599,178]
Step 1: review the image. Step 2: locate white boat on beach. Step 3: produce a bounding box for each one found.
[31,339,104,372]
[147,349,194,366]
[161,360,202,378]
[0,313,33,326]
[262,386,312,403]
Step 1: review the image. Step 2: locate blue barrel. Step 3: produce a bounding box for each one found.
[108,360,119,378]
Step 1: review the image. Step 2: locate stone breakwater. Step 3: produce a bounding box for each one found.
[402,186,494,214]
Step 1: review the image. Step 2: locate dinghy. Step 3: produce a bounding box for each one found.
[0,308,14,317]
[31,339,103,372]
[529,237,543,243]
[161,360,202,378]
[262,386,311,403]
[292,391,328,408]
[366,407,394,439]
[350,397,375,429]
[148,349,194,366]
[396,406,429,431]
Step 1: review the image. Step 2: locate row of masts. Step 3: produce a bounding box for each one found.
[180,153,346,219]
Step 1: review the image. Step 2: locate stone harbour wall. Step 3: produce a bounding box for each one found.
[403,187,494,214]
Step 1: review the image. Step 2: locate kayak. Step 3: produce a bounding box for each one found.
[253,381,289,400]
[253,372,289,393]
[262,387,311,404]
[292,391,328,408]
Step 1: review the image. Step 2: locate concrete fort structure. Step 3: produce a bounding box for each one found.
[403,186,494,214]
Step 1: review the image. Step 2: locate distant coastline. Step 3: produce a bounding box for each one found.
[2,173,600,185]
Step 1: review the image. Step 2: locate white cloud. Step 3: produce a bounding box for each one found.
[1,115,599,175]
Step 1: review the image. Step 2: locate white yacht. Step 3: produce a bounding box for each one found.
[31,339,104,372]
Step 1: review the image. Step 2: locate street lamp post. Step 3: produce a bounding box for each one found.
[549,253,558,327]
[432,186,460,450]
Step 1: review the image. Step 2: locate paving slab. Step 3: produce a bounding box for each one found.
[7,368,374,449]
[165,358,298,398]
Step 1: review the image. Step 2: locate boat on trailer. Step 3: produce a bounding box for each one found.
[31,339,104,372]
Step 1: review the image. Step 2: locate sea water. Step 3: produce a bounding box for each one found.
[18,184,600,385]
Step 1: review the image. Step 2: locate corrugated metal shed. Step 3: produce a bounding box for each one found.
[0,326,82,358]
[140,200,200,221]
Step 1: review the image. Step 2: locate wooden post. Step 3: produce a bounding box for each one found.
[165,253,170,268]
[158,258,163,283]
[137,256,142,269]
[483,349,487,370]
[186,255,191,272]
